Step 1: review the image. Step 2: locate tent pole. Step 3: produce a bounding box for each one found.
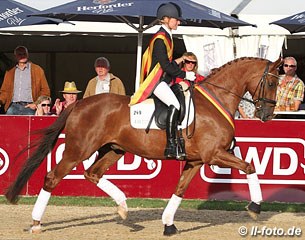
[135,16,144,92]
[135,30,143,92]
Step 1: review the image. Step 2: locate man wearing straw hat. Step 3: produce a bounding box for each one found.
[52,81,82,115]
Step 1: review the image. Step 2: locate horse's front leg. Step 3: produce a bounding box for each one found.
[162,160,203,236]
[211,150,262,220]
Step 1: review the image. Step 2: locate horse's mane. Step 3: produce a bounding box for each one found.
[203,57,267,81]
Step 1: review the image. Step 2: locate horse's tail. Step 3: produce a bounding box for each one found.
[5,105,75,204]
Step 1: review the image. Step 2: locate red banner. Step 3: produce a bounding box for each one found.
[1,117,305,202]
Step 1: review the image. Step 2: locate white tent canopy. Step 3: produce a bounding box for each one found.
[195,0,305,35]
[2,0,304,84]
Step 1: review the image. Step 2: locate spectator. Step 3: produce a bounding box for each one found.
[236,92,255,119]
[51,81,81,115]
[83,57,125,98]
[275,57,304,111]
[176,52,205,86]
[0,46,50,115]
[35,96,52,116]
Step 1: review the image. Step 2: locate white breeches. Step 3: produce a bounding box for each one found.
[153,81,180,110]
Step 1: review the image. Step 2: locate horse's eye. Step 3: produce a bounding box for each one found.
[267,81,274,87]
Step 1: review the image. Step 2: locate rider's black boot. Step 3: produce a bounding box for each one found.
[164,105,185,160]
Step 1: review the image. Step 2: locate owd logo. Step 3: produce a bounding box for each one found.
[201,137,305,184]
[47,134,162,180]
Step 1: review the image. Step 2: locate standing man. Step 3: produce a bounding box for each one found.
[83,57,125,98]
[0,46,50,115]
[275,56,304,111]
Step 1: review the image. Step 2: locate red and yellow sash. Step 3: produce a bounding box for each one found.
[195,85,235,130]
[129,32,173,106]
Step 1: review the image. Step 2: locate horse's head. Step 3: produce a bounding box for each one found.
[252,58,282,121]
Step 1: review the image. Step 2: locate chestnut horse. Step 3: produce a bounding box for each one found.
[5,57,281,236]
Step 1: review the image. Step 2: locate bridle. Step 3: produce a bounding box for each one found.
[202,61,279,107]
[249,61,278,107]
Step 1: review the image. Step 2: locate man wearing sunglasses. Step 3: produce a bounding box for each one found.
[275,56,304,111]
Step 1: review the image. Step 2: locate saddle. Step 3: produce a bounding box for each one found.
[153,83,186,129]
[130,82,194,130]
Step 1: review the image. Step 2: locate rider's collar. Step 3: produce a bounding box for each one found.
[161,24,172,39]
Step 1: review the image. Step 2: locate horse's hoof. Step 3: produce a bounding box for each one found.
[117,205,128,220]
[29,224,42,234]
[163,224,179,236]
[245,202,261,220]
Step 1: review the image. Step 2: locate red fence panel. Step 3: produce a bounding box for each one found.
[1,116,305,202]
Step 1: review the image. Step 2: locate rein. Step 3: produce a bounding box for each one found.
[185,82,196,139]
[201,61,278,107]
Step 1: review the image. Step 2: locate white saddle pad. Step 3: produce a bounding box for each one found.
[130,83,195,130]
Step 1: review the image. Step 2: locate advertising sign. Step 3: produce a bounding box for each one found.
[1,117,305,202]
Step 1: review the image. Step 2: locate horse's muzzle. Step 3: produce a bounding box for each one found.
[255,102,275,122]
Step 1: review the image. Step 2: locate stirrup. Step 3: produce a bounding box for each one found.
[177,139,186,159]
[164,144,185,160]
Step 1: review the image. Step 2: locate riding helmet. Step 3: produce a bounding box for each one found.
[156,2,185,22]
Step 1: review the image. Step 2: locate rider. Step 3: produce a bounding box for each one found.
[129,2,196,160]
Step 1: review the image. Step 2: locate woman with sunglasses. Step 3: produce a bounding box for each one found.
[130,3,196,160]
[35,96,52,116]
[275,56,304,111]
[176,52,205,86]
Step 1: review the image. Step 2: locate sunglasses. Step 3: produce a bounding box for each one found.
[283,64,296,68]
[41,104,51,107]
[184,59,197,65]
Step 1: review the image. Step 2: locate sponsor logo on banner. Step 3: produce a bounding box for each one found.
[0,8,25,26]
[47,134,162,180]
[0,147,10,175]
[77,0,134,14]
[201,137,305,185]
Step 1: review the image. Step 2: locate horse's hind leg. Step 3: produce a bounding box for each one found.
[84,145,128,219]
[162,160,203,236]
[30,148,94,233]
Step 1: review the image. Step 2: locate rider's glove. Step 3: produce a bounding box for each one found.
[185,72,196,82]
